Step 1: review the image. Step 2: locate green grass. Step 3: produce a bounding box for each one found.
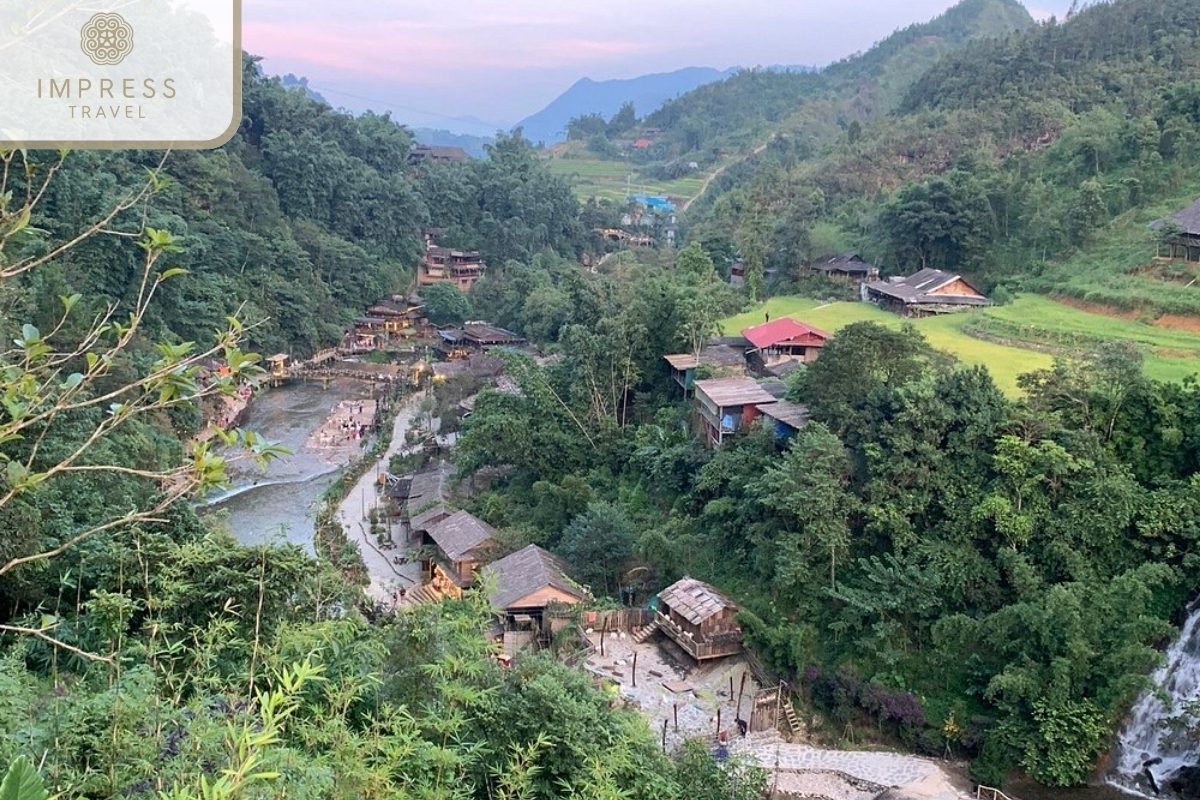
[543,151,723,204]
[724,295,1200,395]
[722,297,1054,396]
[973,295,1200,384]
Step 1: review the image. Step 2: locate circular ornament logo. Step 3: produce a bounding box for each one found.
[80,13,134,66]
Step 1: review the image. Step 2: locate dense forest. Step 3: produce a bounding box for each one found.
[7,0,1200,795]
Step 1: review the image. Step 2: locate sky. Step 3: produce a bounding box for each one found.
[242,0,1077,134]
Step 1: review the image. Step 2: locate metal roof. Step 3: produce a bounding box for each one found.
[694,377,778,408]
[757,400,813,430]
[742,318,833,350]
[864,269,989,306]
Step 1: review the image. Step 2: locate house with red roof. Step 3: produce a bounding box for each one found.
[741,317,833,367]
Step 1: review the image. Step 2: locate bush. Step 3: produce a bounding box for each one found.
[990,284,1013,305]
[969,734,1015,789]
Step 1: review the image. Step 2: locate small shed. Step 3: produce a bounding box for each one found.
[693,377,779,447]
[810,253,880,283]
[663,344,747,395]
[652,576,742,662]
[756,400,812,441]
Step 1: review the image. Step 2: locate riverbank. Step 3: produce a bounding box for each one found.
[332,390,428,603]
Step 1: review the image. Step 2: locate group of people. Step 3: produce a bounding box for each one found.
[340,417,369,441]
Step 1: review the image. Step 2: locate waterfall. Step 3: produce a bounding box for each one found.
[1110,605,1200,798]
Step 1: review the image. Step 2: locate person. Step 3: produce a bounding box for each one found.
[765,311,770,323]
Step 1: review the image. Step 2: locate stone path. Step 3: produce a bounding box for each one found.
[733,733,972,800]
[336,390,426,603]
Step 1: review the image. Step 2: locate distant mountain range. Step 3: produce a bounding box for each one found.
[512,67,735,146]
[513,65,817,146]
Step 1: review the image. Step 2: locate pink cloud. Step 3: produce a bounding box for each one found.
[243,20,655,83]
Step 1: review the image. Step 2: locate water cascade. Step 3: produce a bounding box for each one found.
[1110,604,1200,799]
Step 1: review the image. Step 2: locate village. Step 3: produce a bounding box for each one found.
[237,223,999,800]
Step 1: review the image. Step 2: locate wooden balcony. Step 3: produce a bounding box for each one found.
[654,611,742,661]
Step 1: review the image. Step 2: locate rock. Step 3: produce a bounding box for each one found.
[1168,765,1200,799]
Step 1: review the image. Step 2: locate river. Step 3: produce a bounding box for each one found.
[202,380,372,553]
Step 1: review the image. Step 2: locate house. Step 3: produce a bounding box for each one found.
[728,261,777,288]
[648,576,742,662]
[863,269,990,316]
[662,345,746,395]
[418,509,497,594]
[409,145,469,166]
[437,323,525,360]
[419,245,487,292]
[756,400,812,441]
[692,377,779,447]
[742,318,833,368]
[1152,198,1200,261]
[482,544,588,633]
[402,461,451,536]
[810,253,880,284]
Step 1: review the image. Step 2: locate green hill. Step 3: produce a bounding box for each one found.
[674,0,1200,332]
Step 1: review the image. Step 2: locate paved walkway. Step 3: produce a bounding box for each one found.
[733,733,972,800]
[336,390,427,603]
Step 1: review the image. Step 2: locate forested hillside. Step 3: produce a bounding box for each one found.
[684,0,1200,316]
[9,55,584,358]
[637,0,1032,161]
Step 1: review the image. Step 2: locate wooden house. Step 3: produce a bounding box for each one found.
[1153,198,1200,261]
[756,400,812,442]
[419,509,497,593]
[693,377,779,447]
[482,544,588,631]
[810,253,880,284]
[649,576,742,662]
[437,323,525,360]
[864,269,990,316]
[742,318,833,367]
[419,246,487,292]
[663,344,746,395]
[402,462,451,535]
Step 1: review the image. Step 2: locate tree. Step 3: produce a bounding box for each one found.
[757,422,858,594]
[421,282,473,326]
[0,151,278,655]
[607,102,638,136]
[556,502,636,598]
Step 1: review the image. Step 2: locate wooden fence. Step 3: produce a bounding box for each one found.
[579,608,654,631]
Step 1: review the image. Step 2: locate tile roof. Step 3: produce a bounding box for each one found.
[658,577,736,626]
[406,462,451,532]
[427,509,496,562]
[694,377,779,408]
[742,318,833,350]
[482,544,586,610]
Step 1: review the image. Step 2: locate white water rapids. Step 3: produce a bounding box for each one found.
[1110,604,1200,798]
